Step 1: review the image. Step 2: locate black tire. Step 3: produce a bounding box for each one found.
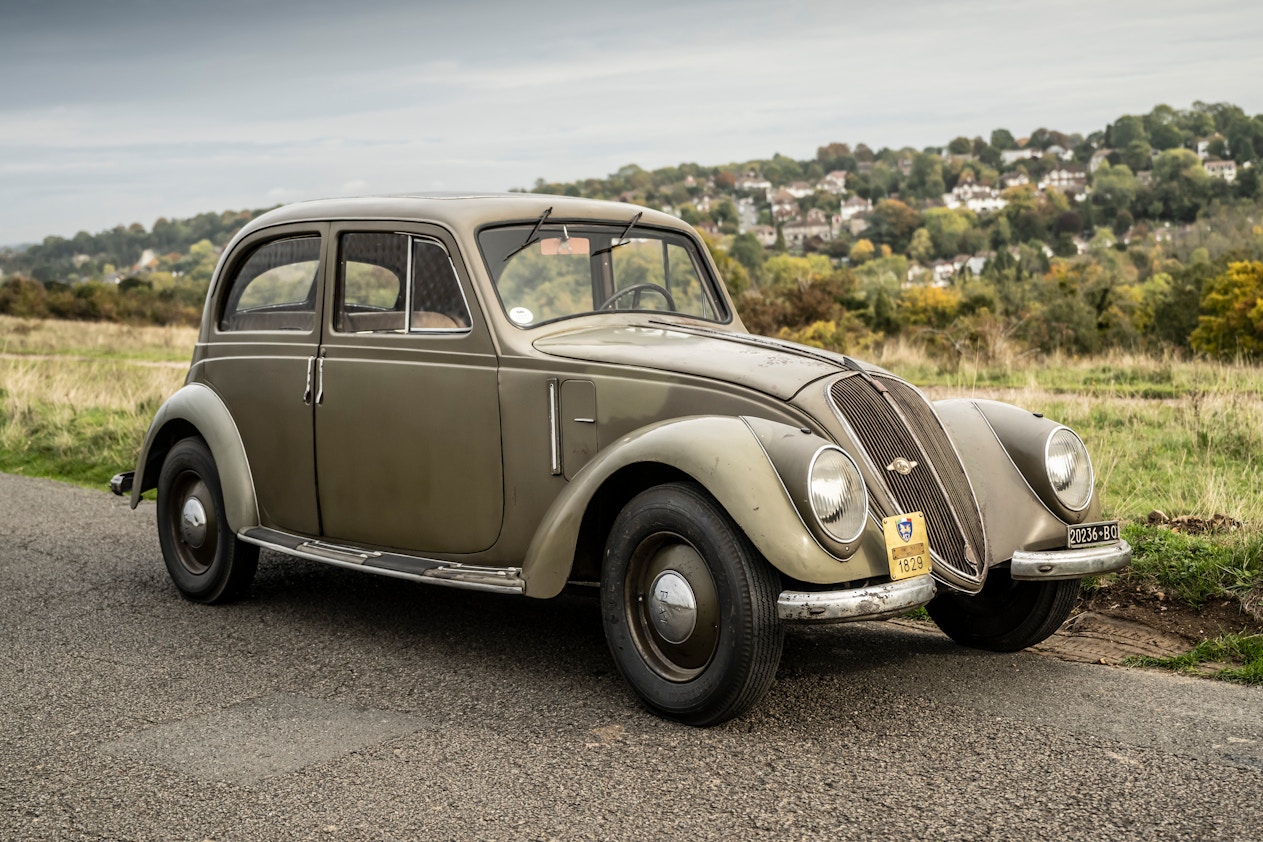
[156,438,258,604]
[927,567,1079,652]
[600,482,784,726]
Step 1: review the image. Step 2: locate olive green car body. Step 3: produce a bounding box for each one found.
[126,193,1128,629]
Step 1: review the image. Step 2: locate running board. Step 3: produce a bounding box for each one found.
[239,527,526,595]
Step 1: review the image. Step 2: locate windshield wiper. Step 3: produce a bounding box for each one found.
[592,211,643,257]
[502,206,553,262]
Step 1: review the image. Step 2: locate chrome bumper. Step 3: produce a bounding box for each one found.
[1009,540,1132,581]
[778,574,937,624]
[109,471,134,496]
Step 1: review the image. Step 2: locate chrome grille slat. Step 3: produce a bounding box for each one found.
[829,374,985,583]
[876,376,988,563]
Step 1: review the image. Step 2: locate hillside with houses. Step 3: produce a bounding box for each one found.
[525,100,1263,359]
[2,101,1262,359]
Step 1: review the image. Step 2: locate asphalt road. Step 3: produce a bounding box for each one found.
[2,472,1261,841]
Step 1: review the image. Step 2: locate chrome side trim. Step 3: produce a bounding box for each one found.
[547,377,562,475]
[1009,540,1132,581]
[778,575,937,624]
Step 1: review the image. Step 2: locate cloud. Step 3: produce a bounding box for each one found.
[1,0,1261,243]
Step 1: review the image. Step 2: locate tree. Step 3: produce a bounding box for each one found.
[865,199,922,253]
[1145,104,1187,150]
[1092,162,1139,215]
[908,228,934,263]
[1109,114,1148,148]
[947,136,972,155]
[1152,148,1211,221]
[1121,139,1154,172]
[990,128,1017,151]
[1189,261,1263,359]
[849,239,876,264]
[922,207,977,258]
[729,233,766,275]
[899,285,962,328]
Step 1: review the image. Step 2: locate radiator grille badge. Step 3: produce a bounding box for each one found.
[886,457,917,476]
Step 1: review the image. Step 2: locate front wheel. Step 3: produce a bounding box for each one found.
[600,482,784,726]
[156,438,258,604]
[927,567,1078,652]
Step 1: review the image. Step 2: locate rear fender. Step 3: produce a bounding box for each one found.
[130,383,258,533]
[521,415,884,598]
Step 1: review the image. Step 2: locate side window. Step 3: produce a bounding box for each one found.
[219,236,321,331]
[411,239,471,330]
[337,233,471,333]
[337,233,407,332]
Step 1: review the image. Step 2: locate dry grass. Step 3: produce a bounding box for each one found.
[0,320,191,486]
[0,314,197,361]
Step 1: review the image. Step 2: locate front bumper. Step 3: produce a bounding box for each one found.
[109,471,134,496]
[778,574,937,624]
[1009,540,1132,581]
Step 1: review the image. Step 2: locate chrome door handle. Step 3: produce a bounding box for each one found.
[316,357,325,405]
[303,356,315,405]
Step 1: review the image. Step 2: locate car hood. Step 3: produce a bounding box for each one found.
[532,323,850,400]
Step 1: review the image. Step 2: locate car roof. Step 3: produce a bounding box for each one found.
[237,193,687,239]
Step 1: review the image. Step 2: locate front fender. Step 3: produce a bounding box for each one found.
[521,415,886,598]
[130,383,258,533]
[934,399,1100,566]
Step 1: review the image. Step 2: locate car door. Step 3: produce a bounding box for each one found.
[313,223,503,553]
[200,223,327,535]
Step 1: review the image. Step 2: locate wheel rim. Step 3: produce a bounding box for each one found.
[167,470,218,575]
[625,532,720,682]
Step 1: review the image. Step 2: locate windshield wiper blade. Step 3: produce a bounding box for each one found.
[502,206,553,262]
[592,211,643,257]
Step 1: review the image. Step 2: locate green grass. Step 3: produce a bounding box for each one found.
[0,402,150,488]
[1116,523,1263,607]
[1128,634,1263,685]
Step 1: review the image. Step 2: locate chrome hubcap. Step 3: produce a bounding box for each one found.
[647,570,697,644]
[181,497,208,548]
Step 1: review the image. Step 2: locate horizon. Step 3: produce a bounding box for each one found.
[2,0,1261,246]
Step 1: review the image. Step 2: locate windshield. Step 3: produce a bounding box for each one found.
[479,222,728,327]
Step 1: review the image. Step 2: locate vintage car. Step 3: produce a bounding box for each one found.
[111,193,1131,725]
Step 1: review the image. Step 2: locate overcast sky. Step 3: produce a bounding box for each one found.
[2,0,1261,246]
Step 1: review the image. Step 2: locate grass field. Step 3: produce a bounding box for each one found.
[0,316,191,487]
[2,315,1260,679]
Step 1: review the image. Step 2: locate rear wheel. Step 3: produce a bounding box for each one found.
[600,482,783,726]
[156,438,258,604]
[927,567,1078,652]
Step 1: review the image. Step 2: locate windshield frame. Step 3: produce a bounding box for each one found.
[476,217,733,330]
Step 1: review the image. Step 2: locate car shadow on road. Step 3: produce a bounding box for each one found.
[230,554,964,728]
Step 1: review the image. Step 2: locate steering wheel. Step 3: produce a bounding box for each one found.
[599,283,677,312]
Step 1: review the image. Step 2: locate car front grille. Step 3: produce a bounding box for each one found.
[828,373,985,585]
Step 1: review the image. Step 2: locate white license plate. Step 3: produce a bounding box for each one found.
[1067,520,1120,549]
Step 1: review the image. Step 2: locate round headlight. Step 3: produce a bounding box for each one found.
[808,447,868,544]
[1045,428,1093,511]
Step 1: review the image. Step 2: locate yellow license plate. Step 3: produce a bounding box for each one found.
[882,512,933,581]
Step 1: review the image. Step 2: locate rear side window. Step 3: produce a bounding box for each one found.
[219,236,321,332]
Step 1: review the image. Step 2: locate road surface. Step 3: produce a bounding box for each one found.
[1,472,1260,840]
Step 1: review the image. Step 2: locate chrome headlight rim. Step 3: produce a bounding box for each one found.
[807,445,869,545]
[1044,426,1094,513]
